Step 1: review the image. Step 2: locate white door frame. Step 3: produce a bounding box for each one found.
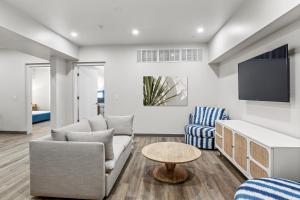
[25,63,50,134]
[73,62,105,122]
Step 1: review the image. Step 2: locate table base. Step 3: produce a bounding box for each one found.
[152,163,188,184]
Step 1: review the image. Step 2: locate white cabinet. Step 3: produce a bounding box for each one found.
[215,120,300,181]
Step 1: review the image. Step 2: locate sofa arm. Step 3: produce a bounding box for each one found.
[30,140,105,200]
[189,113,193,124]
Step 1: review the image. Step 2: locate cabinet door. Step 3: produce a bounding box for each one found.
[216,122,222,135]
[215,134,223,149]
[234,133,247,171]
[250,160,268,178]
[250,141,269,168]
[223,127,233,158]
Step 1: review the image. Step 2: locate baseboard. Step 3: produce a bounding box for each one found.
[0,131,27,134]
[134,133,184,137]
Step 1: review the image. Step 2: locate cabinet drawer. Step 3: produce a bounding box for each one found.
[215,133,223,149]
[216,123,222,134]
[223,127,233,158]
[250,141,269,168]
[250,160,268,178]
[234,133,247,171]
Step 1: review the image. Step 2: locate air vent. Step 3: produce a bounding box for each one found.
[137,50,158,62]
[182,48,203,62]
[137,48,203,63]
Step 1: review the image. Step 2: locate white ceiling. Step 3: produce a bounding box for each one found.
[4,0,245,46]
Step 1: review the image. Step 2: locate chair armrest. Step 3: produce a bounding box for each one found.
[189,113,193,124]
[29,140,105,199]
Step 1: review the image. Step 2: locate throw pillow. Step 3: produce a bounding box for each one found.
[88,114,107,131]
[51,119,91,141]
[67,129,114,160]
[106,115,134,135]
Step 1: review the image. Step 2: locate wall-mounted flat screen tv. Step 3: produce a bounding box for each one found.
[238,44,290,102]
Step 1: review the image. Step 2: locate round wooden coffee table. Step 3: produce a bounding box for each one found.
[142,142,201,184]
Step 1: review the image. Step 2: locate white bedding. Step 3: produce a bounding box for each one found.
[32,111,50,115]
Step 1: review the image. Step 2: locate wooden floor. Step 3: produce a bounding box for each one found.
[0,122,246,200]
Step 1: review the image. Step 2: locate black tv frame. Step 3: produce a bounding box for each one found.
[238,44,290,102]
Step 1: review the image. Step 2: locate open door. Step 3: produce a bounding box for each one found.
[76,64,104,121]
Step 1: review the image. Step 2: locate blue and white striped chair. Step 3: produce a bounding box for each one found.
[234,178,300,200]
[184,106,227,149]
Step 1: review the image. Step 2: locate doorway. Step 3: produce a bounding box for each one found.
[26,63,51,134]
[74,62,105,122]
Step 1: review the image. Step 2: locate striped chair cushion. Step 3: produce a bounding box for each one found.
[234,178,300,200]
[185,124,215,138]
[193,106,206,125]
[202,107,225,127]
[185,134,215,150]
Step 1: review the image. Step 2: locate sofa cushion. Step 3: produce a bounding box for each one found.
[193,106,206,125]
[105,136,131,173]
[202,107,225,127]
[185,124,215,138]
[51,119,91,141]
[106,115,134,135]
[67,129,114,160]
[88,115,107,131]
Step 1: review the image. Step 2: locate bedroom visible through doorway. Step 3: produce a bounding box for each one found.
[26,64,51,134]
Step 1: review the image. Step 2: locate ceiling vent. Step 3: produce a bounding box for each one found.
[137,48,203,63]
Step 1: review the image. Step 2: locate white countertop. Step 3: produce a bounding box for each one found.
[217,120,300,148]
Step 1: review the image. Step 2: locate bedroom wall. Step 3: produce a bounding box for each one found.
[32,67,50,110]
[0,49,47,132]
[79,44,219,134]
[217,19,300,139]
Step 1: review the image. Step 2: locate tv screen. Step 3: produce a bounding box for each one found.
[238,44,290,102]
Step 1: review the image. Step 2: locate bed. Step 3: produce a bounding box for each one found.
[32,111,51,124]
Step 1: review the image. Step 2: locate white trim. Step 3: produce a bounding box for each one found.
[25,66,32,134]
[25,63,50,67]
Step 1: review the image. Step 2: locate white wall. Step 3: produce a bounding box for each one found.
[97,67,104,91]
[0,49,47,132]
[79,44,219,134]
[50,57,74,129]
[0,1,78,59]
[32,67,50,110]
[208,0,299,62]
[217,19,300,139]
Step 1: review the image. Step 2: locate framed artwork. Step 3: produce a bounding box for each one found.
[143,76,188,106]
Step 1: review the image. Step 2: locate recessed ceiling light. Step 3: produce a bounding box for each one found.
[132,29,139,36]
[197,27,204,33]
[70,31,78,37]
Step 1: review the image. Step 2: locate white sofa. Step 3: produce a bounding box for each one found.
[29,116,133,200]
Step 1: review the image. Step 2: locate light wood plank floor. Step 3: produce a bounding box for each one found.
[0,122,246,200]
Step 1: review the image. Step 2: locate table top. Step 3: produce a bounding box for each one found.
[142,142,201,164]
